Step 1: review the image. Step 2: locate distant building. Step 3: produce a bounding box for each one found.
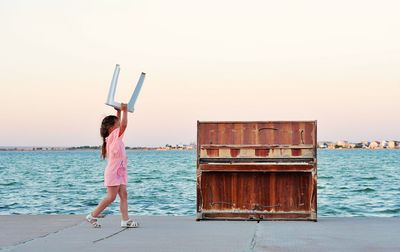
[336,140,348,148]
[354,143,363,148]
[387,140,397,149]
[348,143,356,148]
[159,144,194,151]
[355,142,369,148]
[328,143,336,149]
[361,141,370,148]
[318,142,328,148]
[379,141,388,148]
[369,141,380,149]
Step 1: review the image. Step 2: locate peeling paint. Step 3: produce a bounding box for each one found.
[197,121,317,221]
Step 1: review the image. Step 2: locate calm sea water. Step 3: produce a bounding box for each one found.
[0,149,399,217]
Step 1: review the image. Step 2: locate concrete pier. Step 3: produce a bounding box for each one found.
[0,215,399,251]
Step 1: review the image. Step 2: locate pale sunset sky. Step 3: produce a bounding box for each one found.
[1,0,399,147]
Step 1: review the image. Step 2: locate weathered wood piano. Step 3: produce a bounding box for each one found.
[196,121,317,221]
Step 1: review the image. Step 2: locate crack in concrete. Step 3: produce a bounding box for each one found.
[0,221,85,251]
[243,223,258,252]
[92,228,128,243]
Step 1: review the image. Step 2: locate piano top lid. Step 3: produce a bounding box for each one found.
[197,121,317,147]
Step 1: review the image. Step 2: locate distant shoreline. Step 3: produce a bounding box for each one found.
[1,146,399,152]
[0,146,195,152]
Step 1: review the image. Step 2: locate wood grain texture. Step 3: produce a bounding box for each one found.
[197,121,317,221]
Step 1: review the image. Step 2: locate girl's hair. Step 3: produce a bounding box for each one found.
[100,115,118,159]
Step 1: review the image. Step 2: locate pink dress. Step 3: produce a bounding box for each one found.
[104,128,128,187]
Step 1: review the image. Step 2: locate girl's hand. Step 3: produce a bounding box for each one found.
[120,103,128,112]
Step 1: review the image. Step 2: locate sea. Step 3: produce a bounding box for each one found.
[0,149,399,217]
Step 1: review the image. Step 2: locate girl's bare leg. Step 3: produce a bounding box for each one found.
[118,185,129,221]
[91,186,119,217]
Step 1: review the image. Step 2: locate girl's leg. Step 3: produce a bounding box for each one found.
[118,185,129,221]
[91,186,119,217]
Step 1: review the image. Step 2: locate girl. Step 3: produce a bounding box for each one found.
[86,103,139,228]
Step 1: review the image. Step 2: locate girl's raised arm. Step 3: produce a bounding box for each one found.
[115,107,121,119]
[119,103,128,137]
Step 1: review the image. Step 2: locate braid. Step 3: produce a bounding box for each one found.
[101,137,107,159]
[100,115,118,159]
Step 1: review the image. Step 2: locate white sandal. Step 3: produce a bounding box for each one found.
[86,213,101,228]
[121,218,139,228]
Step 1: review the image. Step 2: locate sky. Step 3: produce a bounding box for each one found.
[0,0,399,147]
